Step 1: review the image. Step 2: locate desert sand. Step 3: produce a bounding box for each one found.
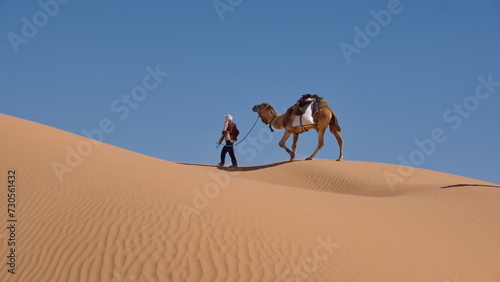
[0,113,499,282]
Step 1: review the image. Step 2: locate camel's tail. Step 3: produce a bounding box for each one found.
[330,112,342,132]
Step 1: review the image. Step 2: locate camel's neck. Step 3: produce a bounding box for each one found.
[262,107,285,130]
[272,114,286,130]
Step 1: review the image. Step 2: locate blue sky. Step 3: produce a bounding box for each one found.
[1,0,499,184]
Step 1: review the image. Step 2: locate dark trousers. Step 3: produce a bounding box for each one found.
[221,141,237,166]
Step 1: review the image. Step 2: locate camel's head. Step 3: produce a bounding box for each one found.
[252,103,276,127]
[252,102,271,113]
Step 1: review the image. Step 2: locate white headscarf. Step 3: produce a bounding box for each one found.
[225,114,233,121]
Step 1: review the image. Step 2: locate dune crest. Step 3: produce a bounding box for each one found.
[1,114,499,281]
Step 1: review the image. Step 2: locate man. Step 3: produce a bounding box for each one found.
[218,114,239,167]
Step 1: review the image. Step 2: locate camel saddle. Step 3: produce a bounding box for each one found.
[294,94,327,116]
[290,94,328,128]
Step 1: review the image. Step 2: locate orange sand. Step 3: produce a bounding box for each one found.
[1,114,499,281]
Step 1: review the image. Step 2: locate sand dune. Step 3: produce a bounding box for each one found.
[0,113,499,282]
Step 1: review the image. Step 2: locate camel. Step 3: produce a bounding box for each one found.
[252,100,343,161]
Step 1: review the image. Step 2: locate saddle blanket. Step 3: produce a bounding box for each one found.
[291,102,316,127]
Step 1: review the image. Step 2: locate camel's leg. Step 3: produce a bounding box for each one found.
[332,130,343,161]
[329,111,344,161]
[290,133,299,161]
[278,131,294,161]
[306,128,326,160]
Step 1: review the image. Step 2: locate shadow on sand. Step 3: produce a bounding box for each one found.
[441,184,500,189]
[177,160,298,171]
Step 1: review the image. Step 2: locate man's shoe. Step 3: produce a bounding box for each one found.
[229,164,238,168]
[217,163,224,167]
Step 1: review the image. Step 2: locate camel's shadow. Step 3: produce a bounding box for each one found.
[178,160,295,171]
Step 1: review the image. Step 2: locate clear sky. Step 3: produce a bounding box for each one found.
[1,0,499,184]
